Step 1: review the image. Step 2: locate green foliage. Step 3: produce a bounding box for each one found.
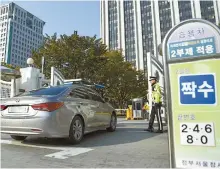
[31,31,148,108]
[1,62,20,70]
[1,62,20,81]
[98,50,148,108]
[32,33,107,79]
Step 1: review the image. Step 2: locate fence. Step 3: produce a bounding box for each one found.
[0,79,13,98]
[50,67,65,86]
[0,66,64,99]
[115,109,127,116]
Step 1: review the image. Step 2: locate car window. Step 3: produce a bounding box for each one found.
[69,87,90,100]
[86,88,105,103]
[15,87,67,96]
[136,103,141,110]
[132,102,135,109]
[92,94,104,103]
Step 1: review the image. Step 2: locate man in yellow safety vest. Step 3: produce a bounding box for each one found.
[145,76,163,133]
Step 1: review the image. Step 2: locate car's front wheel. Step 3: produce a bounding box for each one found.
[10,135,27,141]
[69,116,84,144]
[107,113,117,132]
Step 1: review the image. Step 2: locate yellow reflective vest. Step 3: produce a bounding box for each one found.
[143,104,149,110]
[152,83,162,103]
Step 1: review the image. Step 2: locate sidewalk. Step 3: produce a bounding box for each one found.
[117,118,148,124]
[117,117,166,124]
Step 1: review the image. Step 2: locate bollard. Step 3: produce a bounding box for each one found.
[126,106,133,120]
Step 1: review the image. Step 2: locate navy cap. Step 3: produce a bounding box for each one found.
[149,76,157,81]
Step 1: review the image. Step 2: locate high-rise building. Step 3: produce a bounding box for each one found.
[100,0,220,71]
[0,2,45,67]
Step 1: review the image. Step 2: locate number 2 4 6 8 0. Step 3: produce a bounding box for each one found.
[181,124,212,133]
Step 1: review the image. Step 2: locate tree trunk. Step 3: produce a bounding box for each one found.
[74,65,77,79]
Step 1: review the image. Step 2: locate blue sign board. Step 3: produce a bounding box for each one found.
[179,74,216,105]
[169,37,216,59]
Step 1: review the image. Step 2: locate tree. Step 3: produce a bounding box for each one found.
[31,32,148,108]
[1,62,20,81]
[32,32,107,79]
[1,62,20,70]
[97,50,148,108]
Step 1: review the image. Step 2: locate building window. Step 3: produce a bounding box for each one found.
[200,1,216,24]
[178,0,192,22]
[158,0,172,40]
[124,1,136,62]
[108,0,118,50]
[141,1,153,55]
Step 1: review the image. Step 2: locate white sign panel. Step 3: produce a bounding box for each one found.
[180,122,215,146]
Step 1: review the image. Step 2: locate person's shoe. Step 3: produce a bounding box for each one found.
[144,128,154,132]
[155,130,163,133]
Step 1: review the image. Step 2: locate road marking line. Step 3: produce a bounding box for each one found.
[1,139,61,150]
[1,139,93,159]
[45,148,92,159]
[125,131,148,133]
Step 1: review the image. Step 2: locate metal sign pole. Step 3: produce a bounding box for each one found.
[41,56,45,74]
[162,38,175,168]
[147,52,152,120]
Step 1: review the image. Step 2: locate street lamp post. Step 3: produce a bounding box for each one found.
[41,56,45,74]
[27,58,34,67]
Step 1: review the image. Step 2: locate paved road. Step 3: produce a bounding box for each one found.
[1,119,169,168]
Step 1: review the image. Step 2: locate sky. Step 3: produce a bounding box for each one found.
[3,0,100,37]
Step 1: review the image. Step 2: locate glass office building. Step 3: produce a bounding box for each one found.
[0,2,45,67]
[100,0,220,71]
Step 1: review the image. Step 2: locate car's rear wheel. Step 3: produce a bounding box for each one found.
[107,112,117,132]
[10,135,27,141]
[69,116,84,144]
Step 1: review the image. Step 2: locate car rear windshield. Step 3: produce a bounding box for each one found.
[16,87,68,97]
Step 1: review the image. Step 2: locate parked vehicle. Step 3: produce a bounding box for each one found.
[0,85,117,144]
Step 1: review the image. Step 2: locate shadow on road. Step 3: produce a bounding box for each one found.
[20,124,165,147]
[78,127,165,147]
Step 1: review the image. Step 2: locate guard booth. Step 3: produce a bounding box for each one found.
[132,98,144,119]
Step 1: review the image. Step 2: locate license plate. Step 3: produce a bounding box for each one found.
[8,106,29,113]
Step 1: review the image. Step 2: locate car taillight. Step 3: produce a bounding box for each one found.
[0,105,7,111]
[31,102,64,112]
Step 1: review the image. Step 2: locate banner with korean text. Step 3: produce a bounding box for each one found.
[169,37,216,59]
[162,19,220,168]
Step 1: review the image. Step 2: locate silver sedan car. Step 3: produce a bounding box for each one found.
[1,85,117,144]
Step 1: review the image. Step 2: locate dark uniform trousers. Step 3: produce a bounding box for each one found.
[149,103,163,131]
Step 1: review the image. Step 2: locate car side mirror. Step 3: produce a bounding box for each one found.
[19,89,25,93]
[69,92,74,97]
